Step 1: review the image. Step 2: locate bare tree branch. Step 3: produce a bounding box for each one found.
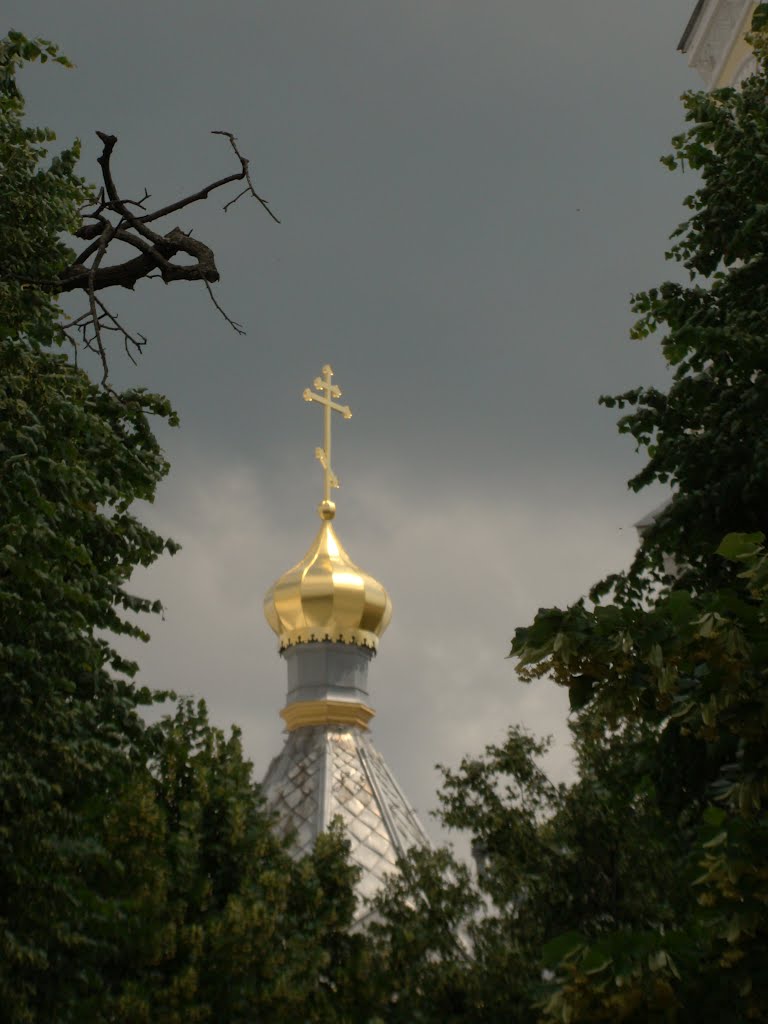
[204,281,245,335]
[223,186,251,213]
[60,130,278,294]
[60,297,147,375]
[95,296,148,364]
[86,214,115,384]
[212,131,281,223]
[8,129,278,382]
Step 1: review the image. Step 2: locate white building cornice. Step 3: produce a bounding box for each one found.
[679,0,757,88]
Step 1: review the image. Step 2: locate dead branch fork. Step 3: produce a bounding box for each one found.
[57,130,278,381]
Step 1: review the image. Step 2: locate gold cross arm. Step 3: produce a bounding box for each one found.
[303,364,352,512]
[303,388,351,420]
[314,446,339,489]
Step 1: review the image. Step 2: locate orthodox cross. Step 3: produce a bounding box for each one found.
[303,364,352,506]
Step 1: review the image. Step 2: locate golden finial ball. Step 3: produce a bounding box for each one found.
[318,500,336,520]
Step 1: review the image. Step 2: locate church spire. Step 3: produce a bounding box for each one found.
[260,365,430,916]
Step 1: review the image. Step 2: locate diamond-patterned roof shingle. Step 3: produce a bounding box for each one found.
[262,724,431,913]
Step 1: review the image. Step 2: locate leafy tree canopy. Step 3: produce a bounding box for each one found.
[1,33,180,1016]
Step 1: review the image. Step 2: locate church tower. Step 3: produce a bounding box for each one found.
[261,365,430,915]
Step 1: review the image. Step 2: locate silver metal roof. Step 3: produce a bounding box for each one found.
[262,723,431,916]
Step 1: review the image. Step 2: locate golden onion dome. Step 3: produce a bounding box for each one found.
[264,501,392,651]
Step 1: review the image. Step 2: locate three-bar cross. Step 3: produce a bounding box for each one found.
[303,364,352,507]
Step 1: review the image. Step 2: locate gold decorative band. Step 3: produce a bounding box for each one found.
[280,699,375,732]
[278,627,380,652]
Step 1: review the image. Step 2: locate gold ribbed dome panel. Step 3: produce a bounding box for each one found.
[264,517,392,651]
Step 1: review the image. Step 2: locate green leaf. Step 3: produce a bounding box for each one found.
[542,931,585,968]
[752,4,768,32]
[716,532,765,562]
[581,946,612,975]
[568,675,595,712]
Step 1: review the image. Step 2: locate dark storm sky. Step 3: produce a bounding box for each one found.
[8,1,701,844]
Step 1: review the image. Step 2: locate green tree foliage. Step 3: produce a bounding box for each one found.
[369,9,768,1022]
[99,700,365,1023]
[601,25,768,595]
[513,535,768,1021]
[369,723,691,1022]
[0,32,182,1018]
[0,36,365,1023]
[507,13,768,1021]
[367,847,480,1023]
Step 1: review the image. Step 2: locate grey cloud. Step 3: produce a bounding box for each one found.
[125,462,667,850]
[9,0,698,848]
